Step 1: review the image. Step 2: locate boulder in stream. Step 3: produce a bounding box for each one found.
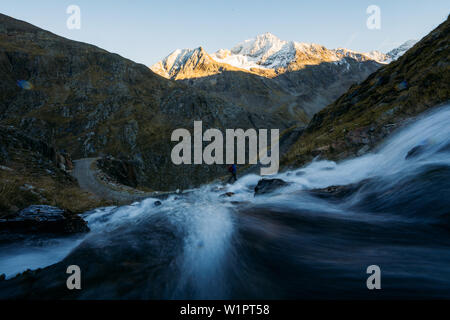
[254,178,290,196]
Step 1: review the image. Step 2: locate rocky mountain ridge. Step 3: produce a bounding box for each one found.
[151,33,416,80]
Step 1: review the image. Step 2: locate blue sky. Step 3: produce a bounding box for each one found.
[1,1,448,66]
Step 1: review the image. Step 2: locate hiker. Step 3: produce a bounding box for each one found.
[227,164,237,183]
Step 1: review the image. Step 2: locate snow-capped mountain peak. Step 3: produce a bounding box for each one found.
[151,35,418,79]
[211,33,401,71]
[385,39,418,62]
[151,47,208,78]
[364,50,388,62]
[363,40,418,64]
[231,32,286,58]
[211,32,294,70]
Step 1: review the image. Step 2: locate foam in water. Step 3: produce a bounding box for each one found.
[169,189,235,298]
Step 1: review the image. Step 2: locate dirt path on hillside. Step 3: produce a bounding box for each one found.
[72,158,160,203]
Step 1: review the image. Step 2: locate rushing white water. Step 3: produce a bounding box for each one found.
[0,237,84,279]
[279,105,450,190]
[1,104,449,298]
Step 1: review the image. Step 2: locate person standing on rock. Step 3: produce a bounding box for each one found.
[227,164,237,184]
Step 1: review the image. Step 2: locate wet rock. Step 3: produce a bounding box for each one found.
[154,200,162,206]
[405,145,426,159]
[220,192,235,197]
[308,181,367,200]
[438,142,450,153]
[254,178,289,196]
[0,205,89,235]
[231,200,251,206]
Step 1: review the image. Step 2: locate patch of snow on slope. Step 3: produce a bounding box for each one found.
[386,40,418,62]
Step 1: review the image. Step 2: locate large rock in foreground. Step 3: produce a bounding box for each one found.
[0,205,89,234]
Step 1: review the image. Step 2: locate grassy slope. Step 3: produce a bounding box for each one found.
[282,16,450,167]
[0,126,112,217]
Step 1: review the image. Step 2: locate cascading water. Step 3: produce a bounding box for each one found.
[1,105,449,299]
